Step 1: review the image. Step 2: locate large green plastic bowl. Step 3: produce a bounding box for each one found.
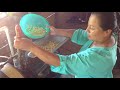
[19,13,50,39]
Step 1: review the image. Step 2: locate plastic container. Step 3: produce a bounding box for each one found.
[19,13,50,39]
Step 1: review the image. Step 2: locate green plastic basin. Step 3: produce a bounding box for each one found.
[19,13,50,39]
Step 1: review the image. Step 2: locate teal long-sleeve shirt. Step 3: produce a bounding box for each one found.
[50,29,117,78]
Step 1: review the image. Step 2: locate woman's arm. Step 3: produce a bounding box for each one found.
[14,37,61,66]
[49,26,75,38]
[30,43,60,66]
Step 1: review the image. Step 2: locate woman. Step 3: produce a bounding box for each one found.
[14,12,119,78]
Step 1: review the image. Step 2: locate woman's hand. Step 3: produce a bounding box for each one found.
[49,26,75,38]
[49,26,58,36]
[14,25,34,51]
[14,37,33,51]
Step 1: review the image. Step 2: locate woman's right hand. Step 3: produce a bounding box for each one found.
[14,25,34,51]
[49,26,58,36]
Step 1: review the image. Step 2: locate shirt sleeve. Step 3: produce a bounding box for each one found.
[71,29,89,45]
[50,48,112,77]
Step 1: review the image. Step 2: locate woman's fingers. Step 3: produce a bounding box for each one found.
[15,24,24,38]
[14,36,21,41]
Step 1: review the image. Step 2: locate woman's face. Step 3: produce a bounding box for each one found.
[86,15,108,42]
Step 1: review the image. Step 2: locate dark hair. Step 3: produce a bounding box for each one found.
[91,12,120,33]
[91,12,120,47]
